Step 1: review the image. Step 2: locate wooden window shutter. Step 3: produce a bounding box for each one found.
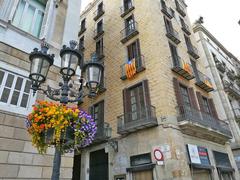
[196,91,204,112]
[123,88,131,114]
[142,80,151,108]
[173,78,184,114]
[98,101,104,134]
[88,106,94,116]
[208,98,219,119]
[188,88,199,110]
[136,39,141,59]
[98,101,104,122]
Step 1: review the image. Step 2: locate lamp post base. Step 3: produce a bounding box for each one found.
[51,148,62,180]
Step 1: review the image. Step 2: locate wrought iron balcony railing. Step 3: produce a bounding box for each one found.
[181,21,191,35]
[78,27,86,36]
[120,55,146,80]
[178,106,232,138]
[223,80,240,99]
[161,4,174,19]
[216,61,226,73]
[170,56,194,80]
[187,45,200,59]
[166,27,181,44]
[234,108,240,120]
[93,6,105,21]
[98,77,107,94]
[93,29,104,40]
[120,2,135,17]
[195,70,214,92]
[120,21,139,43]
[227,71,235,81]
[94,122,111,143]
[117,105,158,135]
[175,0,186,17]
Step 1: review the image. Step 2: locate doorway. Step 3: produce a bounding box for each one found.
[89,149,108,180]
[132,170,153,180]
[192,169,212,180]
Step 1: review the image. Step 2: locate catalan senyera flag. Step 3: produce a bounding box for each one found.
[183,63,192,75]
[125,59,137,79]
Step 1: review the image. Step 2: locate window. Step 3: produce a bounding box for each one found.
[127,39,141,63]
[96,38,104,58]
[97,2,103,14]
[129,84,145,121]
[89,101,104,136]
[123,0,133,11]
[12,0,46,37]
[169,43,179,66]
[80,19,86,31]
[184,34,192,49]
[202,97,211,114]
[123,80,150,122]
[79,36,84,49]
[97,20,103,33]
[125,15,135,35]
[180,85,191,109]
[190,59,198,78]
[0,68,34,114]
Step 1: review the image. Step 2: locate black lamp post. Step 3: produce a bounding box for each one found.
[28,40,104,180]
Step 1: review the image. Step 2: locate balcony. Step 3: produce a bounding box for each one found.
[93,29,104,40]
[216,61,226,73]
[96,50,105,60]
[171,56,194,80]
[120,55,146,80]
[93,7,105,21]
[120,3,135,17]
[233,108,240,124]
[181,22,191,35]
[187,45,200,59]
[175,0,186,17]
[117,105,158,135]
[223,81,240,99]
[93,123,111,143]
[98,77,107,94]
[121,22,139,44]
[166,27,181,44]
[78,27,86,36]
[227,71,235,81]
[195,71,214,92]
[161,4,174,19]
[178,106,232,144]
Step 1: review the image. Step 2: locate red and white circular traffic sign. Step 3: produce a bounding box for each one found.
[153,148,164,161]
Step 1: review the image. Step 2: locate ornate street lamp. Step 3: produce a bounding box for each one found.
[28,40,104,180]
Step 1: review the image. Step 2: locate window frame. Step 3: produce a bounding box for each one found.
[12,0,46,37]
[0,62,36,115]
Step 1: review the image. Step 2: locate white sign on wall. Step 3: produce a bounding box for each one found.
[187,144,201,164]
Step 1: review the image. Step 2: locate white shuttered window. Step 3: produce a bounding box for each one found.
[0,68,35,115]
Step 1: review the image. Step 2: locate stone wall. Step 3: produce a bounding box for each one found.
[0,42,74,179]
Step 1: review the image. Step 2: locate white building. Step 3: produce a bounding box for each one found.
[193,20,240,170]
[0,0,81,179]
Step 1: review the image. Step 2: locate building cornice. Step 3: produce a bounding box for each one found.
[193,23,240,63]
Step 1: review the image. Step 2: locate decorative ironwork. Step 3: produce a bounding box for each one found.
[117,105,157,135]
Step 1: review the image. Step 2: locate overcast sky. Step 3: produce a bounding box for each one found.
[81,0,240,58]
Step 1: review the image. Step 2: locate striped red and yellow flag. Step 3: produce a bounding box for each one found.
[125,59,137,79]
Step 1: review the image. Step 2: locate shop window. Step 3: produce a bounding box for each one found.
[12,0,46,37]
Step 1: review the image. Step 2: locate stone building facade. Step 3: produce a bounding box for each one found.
[75,0,240,180]
[193,22,240,171]
[0,0,81,179]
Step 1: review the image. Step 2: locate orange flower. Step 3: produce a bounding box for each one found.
[40,124,45,129]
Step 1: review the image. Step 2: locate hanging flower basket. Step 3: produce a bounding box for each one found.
[25,101,97,154]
